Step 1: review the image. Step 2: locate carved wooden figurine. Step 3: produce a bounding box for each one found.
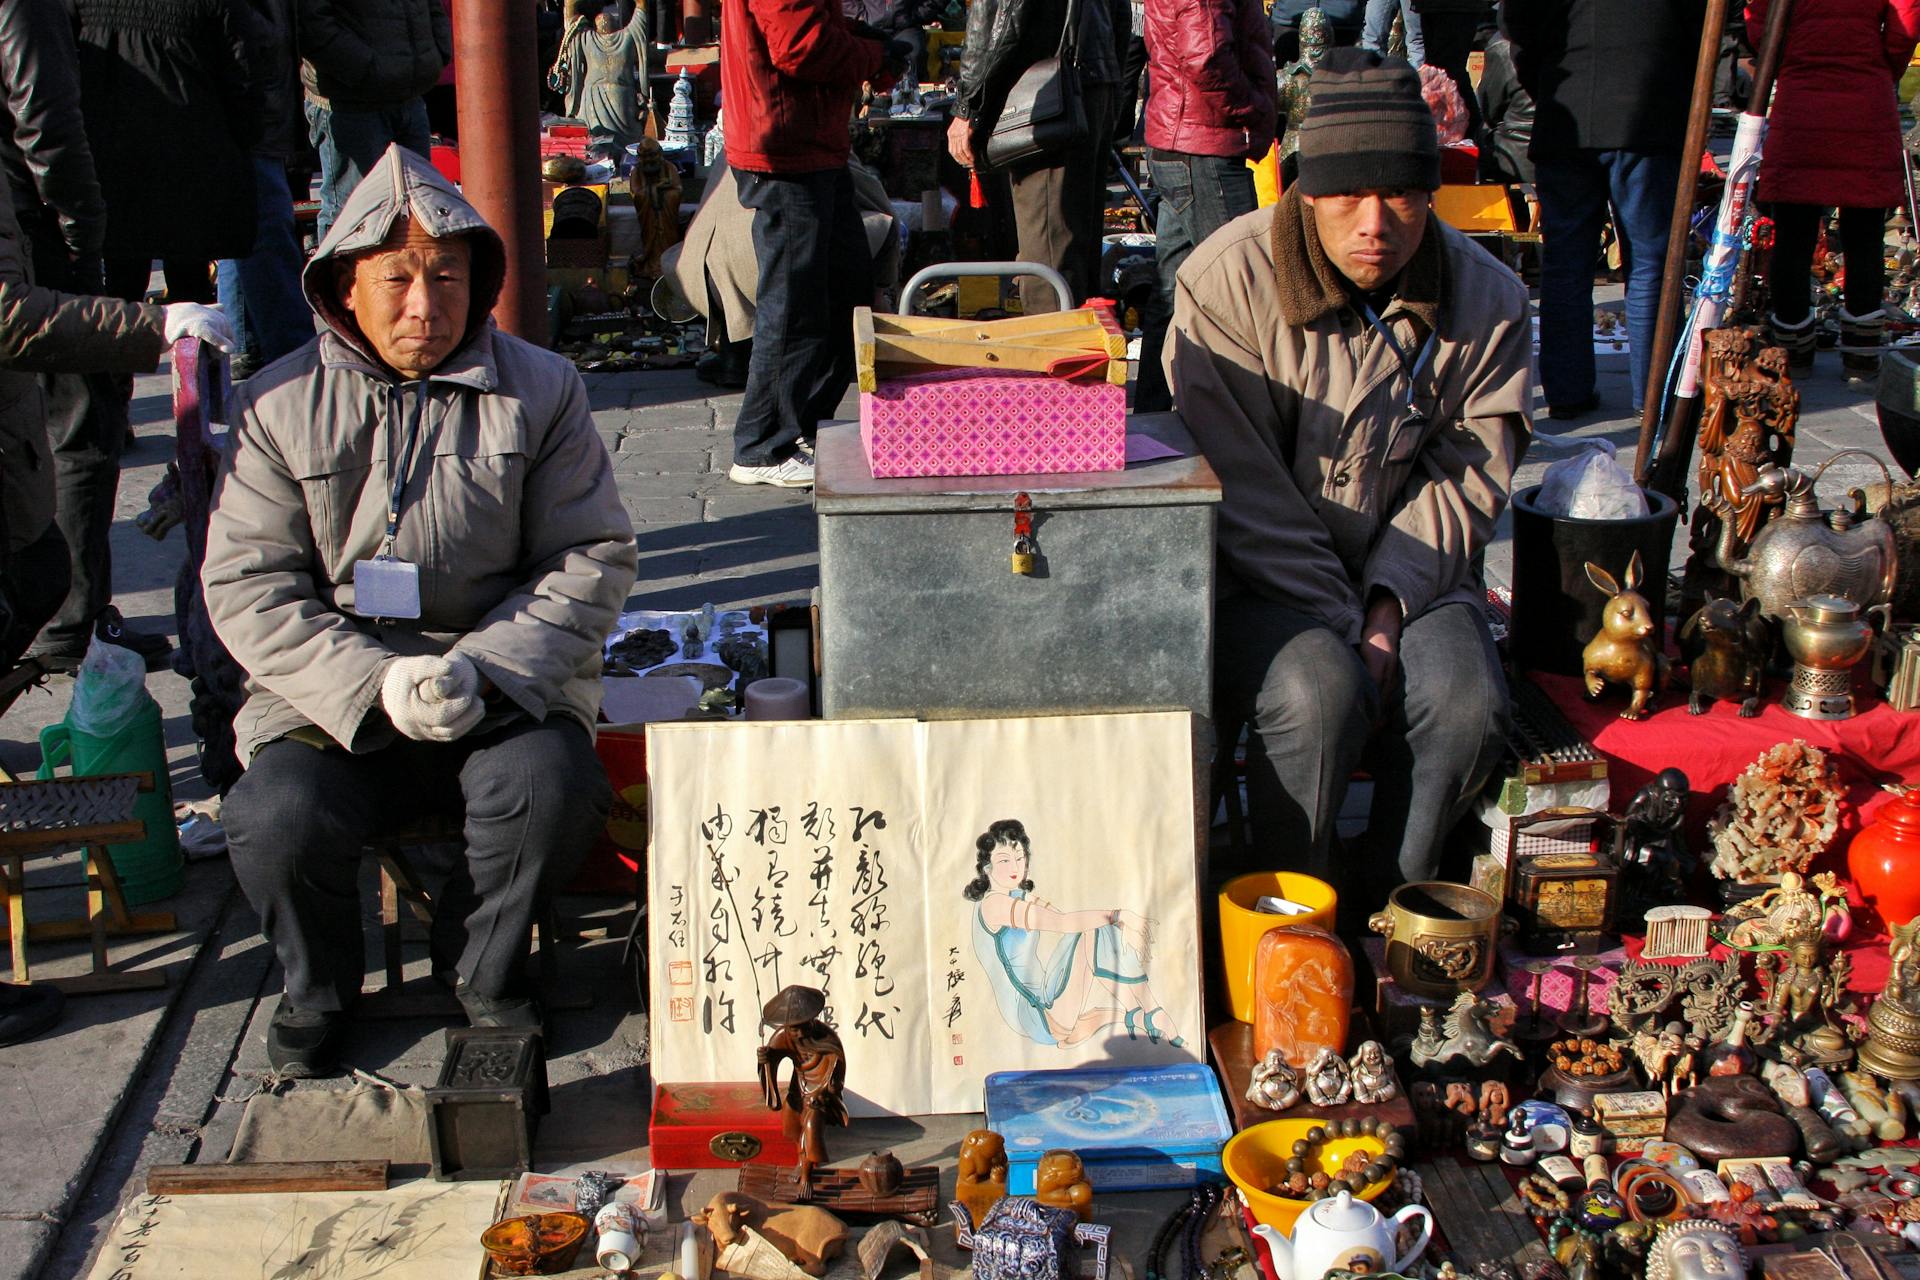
[1033,1149,1093,1224]
[757,985,848,1200]
[700,1191,850,1278]
[1582,551,1667,719]
[628,136,684,278]
[955,1129,1010,1230]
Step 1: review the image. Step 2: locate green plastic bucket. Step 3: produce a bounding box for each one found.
[36,694,183,905]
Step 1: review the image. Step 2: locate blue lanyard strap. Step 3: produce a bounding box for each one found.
[1361,303,1436,393]
[381,381,432,555]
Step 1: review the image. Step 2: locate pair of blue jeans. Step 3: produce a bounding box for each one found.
[217,157,314,371]
[1534,149,1681,412]
[1134,151,1258,413]
[1359,0,1423,62]
[732,166,872,466]
[305,98,432,240]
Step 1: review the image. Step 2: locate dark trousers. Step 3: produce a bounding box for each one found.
[104,258,215,304]
[1418,13,1483,138]
[1135,150,1258,412]
[306,98,433,240]
[1535,148,1679,411]
[223,718,610,1013]
[2,522,70,670]
[1113,35,1147,145]
[1769,203,1888,323]
[32,368,131,656]
[732,166,872,466]
[1215,597,1508,905]
[217,157,316,371]
[1008,84,1116,314]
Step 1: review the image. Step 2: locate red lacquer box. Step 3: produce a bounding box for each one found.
[649,1082,799,1170]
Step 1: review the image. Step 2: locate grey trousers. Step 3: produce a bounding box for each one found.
[1215,595,1509,907]
[1007,83,1116,313]
[224,717,609,1013]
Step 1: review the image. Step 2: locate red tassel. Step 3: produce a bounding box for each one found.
[969,170,985,209]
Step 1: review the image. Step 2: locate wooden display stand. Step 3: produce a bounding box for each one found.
[0,773,174,994]
[1207,1021,1416,1139]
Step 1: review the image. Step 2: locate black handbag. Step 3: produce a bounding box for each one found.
[983,0,1088,169]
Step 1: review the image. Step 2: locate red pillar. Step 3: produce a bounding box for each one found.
[454,0,546,343]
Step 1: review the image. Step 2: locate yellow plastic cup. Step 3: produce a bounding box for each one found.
[1218,871,1337,1023]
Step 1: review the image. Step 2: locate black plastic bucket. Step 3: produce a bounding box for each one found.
[1509,484,1682,676]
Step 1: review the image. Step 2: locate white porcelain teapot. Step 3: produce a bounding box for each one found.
[1250,1189,1433,1280]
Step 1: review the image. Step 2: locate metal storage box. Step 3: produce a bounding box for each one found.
[814,412,1221,720]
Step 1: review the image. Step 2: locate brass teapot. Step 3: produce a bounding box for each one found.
[1711,450,1897,625]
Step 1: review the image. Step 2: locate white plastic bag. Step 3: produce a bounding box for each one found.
[1535,440,1649,520]
[67,636,149,738]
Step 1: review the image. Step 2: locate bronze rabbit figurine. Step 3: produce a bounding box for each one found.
[1582,550,1667,720]
[1679,595,1766,716]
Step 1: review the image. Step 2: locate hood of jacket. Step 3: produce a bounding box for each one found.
[301,144,507,373]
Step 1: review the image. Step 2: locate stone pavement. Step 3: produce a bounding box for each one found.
[0,318,1896,1278]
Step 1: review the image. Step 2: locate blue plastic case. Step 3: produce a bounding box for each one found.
[983,1062,1233,1194]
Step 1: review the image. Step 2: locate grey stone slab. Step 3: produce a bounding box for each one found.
[617,401,719,435]
[702,489,816,520]
[0,1220,56,1280]
[611,448,716,475]
[613,472,703,500]
[620,496,704,525]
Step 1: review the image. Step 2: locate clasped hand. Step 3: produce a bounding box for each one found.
[381,653,485,742]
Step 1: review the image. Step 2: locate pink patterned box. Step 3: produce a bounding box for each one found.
[859,367,1127,478]
[1497,941,1626,1018]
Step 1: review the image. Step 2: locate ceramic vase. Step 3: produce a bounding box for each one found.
[1850,786,1920,927]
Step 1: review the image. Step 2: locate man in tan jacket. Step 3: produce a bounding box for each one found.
[1169,49,1530,913]
[204,147,638,1076]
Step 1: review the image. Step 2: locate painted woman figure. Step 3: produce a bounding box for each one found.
[963,819,1182,1048]
[549,0,651,147]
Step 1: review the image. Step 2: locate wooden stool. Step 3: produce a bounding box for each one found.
[359,817,577,1018]
[0,773,176,994]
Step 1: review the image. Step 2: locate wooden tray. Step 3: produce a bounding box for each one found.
[854,306,1129,391]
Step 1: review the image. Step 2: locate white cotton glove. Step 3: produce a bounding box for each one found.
[381,653,486,742]
[162,302,237,352]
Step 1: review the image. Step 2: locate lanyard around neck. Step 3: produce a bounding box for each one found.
[381,381,432,558]
[1361,303,1436,392]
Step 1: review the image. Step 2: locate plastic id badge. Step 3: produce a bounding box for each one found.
[352,557,422,619]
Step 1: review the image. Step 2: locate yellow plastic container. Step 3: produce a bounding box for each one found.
[1218,871,1336,1023]
[1222,1119,1393,1234]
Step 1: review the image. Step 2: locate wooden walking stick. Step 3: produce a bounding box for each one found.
[1634,0,1796,502]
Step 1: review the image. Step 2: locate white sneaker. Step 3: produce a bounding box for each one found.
[729,454,816,488]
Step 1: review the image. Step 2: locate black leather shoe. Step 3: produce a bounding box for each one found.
[95,606,172,668]
[1546,393,1602,421]
[455,982,544,1030]
[267,1003,346,1077]
[0,982,64,1046]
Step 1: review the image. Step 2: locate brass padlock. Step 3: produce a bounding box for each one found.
[1011,535,1037,576]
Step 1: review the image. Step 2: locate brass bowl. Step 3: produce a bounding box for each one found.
[1366,881,1500,998]
[480,1212,590,1275]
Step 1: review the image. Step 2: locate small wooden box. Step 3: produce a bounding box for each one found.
[426,1028,549,1182]
[1506,809,1620,952]
[1593,1090,1666,1155]
[648,1082,799,1170]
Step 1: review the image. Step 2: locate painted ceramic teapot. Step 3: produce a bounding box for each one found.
[1251,1189,1433,1280]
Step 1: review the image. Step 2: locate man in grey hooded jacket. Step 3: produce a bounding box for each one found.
[204,146,638,1076]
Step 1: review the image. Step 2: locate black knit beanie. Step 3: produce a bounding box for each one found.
[1295,47,1441,197]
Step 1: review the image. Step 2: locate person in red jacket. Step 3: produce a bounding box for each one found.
[1752,0,1920,379]
[1130,0,1275,413]
[721,0,897,488]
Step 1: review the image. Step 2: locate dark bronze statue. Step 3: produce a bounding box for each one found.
[1679,596,1767,716]
[758,985,848,1200]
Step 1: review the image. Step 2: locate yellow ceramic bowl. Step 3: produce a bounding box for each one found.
[1222,1119,1394,1234]
[1217,872,1338,1023]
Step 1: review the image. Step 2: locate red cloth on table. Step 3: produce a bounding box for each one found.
[1532,671,1920,993]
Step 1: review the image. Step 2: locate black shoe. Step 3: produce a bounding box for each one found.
[18,647,82,677]
[267,1002,346,1077]
[0,982,64,1046]
[1546,393,1601,421]
[455,981,544,1030]
[94,606,172,668]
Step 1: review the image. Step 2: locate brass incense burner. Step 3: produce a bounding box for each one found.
[1368,882,1501,998]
